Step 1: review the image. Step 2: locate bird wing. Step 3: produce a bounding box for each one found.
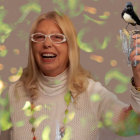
[121,9,126,18]
[131,11,140,24]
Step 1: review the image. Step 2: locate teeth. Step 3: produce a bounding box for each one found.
[42,54,56,57]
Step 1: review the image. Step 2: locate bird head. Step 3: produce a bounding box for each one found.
[125,2,133,11]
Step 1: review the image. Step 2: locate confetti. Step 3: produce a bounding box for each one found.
[99,11,110,20]
[8,67,23,82]
[42,126,51,140]
[77,29,93,52]
[110,60,117,67]
[13,49,20,55]
[104,69,130,85]
[0,79,5,95]
[0,45,8,57]
[90,93,101,102]
[0,6,13,43]
[15,2,41,25]
[0,64,4,70]
[16,121,24,127]
[90,55,104,63]
[33,115,48,128]
[84,6,96,14]
[114,84,127,94]
[10,67,17,74]
[61,127,72,140]
[84,14,105,25]
[0,110,12,131]
[94,36,110,50]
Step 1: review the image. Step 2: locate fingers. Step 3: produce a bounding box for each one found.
[132,34,140,47]
[130,48,140,59]
[132,34,140,39]
[128,34,140,63]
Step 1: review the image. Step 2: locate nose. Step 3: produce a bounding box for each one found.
[43,36,52,49]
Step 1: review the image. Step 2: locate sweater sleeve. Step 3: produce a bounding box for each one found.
[87,79,128,130]
[130,84,140,113]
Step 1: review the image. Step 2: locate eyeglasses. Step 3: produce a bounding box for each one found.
[31,33,67,44]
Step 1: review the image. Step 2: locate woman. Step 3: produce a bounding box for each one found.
[8,11,140,140]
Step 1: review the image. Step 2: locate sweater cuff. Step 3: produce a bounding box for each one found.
[130,82,140,113]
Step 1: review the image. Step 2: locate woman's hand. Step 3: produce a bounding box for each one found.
[129,34,140,87]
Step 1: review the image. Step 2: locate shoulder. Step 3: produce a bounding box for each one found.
[87,78,117,99]
[8,81,25,101]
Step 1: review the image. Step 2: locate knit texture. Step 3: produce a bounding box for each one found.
[8,70,134,140]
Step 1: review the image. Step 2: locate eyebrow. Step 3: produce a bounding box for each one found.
[34,30,62,34]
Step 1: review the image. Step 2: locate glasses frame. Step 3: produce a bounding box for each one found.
[31,33,67,44]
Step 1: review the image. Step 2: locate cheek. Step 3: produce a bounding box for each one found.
[59,46,69,60]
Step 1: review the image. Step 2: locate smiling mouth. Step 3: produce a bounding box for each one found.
[41,53,57,58]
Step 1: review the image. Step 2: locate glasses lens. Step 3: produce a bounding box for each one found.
[32,33,45,42]
[50,34,65,43]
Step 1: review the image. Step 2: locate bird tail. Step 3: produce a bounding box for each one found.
[138,20,140,25]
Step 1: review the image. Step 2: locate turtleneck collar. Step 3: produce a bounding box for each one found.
[38,68,69,96]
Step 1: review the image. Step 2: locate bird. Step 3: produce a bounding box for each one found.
[121,2,140,29]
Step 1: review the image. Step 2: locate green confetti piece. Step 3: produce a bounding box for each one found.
[104,69,130,85]
[0,49,8,57]
[20,2,41,14]
[90,93,101,102]
[62,127,72,140]
[42,125,51,140]
[34,105,42,111]
[68,0,78,10]
[15,2,41,25]
[22,101,31,110]
[68,0,84,17]
[77,29,93,52]
[63,116,68,124]
[9,67,23,82]
[29,117,36,125]
[53,0,66,12]
[16,121,24,127]
[68,111,75,121]
[34,115,48,128]
[0,110,12,131]
[104,111,114,126]
[97,121,103,128]
[99,15,109,20]
[94,36,110,50]
[64,91,71,106]
[0,6,13,43]
[114,84,127,94]
[84,14,105,25]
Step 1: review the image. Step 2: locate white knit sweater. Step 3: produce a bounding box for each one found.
[7,69,140,140]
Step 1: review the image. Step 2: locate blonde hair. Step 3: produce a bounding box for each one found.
[18,11,92,101]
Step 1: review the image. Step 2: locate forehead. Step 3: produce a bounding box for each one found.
[35,19,62,33]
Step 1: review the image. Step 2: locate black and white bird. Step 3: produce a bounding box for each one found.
[121,2,140,29]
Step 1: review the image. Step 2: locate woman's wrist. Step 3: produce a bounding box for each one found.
[131,77,140,91]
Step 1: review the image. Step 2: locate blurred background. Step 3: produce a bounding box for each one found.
[0,0,140,139]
